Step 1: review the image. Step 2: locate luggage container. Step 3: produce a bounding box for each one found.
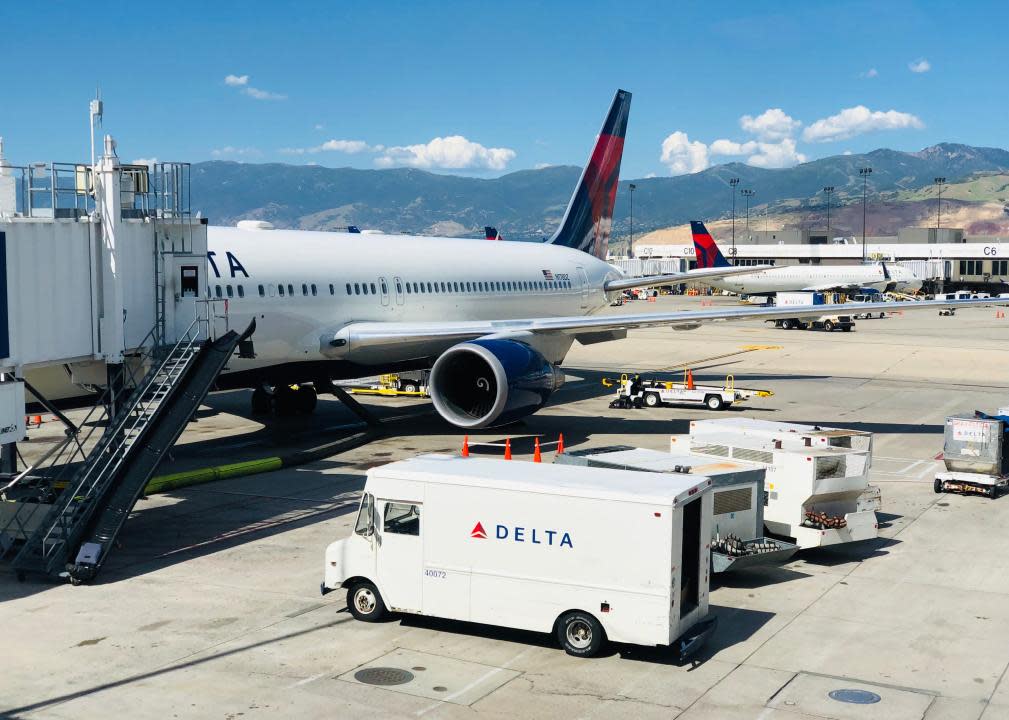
[555,446,798,572]
[935,414,1009,498]
[322,454,717,659]
[677,419,878,549]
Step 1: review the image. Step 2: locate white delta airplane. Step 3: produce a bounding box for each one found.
[205,90,990,429]
[690,221,923,294]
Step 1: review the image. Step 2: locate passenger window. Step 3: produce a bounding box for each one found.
[288,284,294,296]
[215,285,222,298]
[383,502,420,536]
[354,494,375,536]
[258,284,265,297]
[278,284,285,297]
[453,282,460,292]
[370,282,377,295]
[346,283,352,295]
[329,284,334,295]
[237,285,245,298]
[395,280,402,293]
[355,283,361,295]
[311,283,318,296]
[381,280,388,294]
[302,283,309,296]
[363,283,369,295]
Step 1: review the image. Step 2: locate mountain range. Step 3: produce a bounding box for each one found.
[190,143,1009,241]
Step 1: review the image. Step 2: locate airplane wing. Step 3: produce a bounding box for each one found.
[604,265,768,292]
[326,297,1004,359]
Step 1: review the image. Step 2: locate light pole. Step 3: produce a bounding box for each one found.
[628,183,636,258]
[934,176,945,231]
[741,189,755,246]
[823,186,835,240]
[859,167,872,262]
[729,177,740,261]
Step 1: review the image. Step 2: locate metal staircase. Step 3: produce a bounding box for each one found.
[10,317,253,583]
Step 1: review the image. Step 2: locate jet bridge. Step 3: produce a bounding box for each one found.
[0,127,243,582]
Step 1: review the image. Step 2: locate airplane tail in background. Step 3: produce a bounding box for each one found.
[690,221,732,269]
[547,89,631,260]
[485,226,503,241]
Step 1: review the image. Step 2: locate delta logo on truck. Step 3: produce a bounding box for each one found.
[470,521,573,548]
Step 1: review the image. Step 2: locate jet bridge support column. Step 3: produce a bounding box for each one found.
[94,135,125,364]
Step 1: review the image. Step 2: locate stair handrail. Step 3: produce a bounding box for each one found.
[31,315,205,563]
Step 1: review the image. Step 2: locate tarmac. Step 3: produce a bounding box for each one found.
[4,295,1009,719]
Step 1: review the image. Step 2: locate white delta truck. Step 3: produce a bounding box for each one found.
[322,454,718,659]
[767,291,855,332]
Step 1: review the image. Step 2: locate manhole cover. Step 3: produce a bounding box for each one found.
[829,689,881,705]
[354,667,415,686]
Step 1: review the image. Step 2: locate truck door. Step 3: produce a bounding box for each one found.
[377,500,423,612]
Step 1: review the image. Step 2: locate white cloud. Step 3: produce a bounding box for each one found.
[280,139,377,155]
[802,105,924,142]
[908,58,931,73]
[131,157,158,167]
[243,86,286,101]
[843,150,853,155]
[739,108,801,141]
[314,123,325,131]
[747,138,807,168]
[659,131,709,175]
[709,137,805,168]
[211,146,262,158]
[375,135,516,170]
[534,162,553,169]
[862,68,878,78]
[224,74,285,100]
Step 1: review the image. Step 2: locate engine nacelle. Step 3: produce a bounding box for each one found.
[429,339,565,428]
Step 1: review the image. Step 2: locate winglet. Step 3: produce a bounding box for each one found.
[690,221,732,268]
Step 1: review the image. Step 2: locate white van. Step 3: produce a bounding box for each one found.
[323,454,717,659]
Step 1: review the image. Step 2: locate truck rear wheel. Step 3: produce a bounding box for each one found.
[556,611,605,657]
[644,392,661,408]
[347,581,387,622]
[705,394,725,411]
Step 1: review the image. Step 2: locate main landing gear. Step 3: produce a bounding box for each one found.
[252,383,318,416]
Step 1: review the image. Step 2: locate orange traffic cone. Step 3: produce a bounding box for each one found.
[686,369,695,390]
[504,438,512,460]
[533,437,542,463]
[461,435,470,457]
[557,433,565,454]
[33,415,42,426]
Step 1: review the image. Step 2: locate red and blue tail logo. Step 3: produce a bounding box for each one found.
[548,89,631,260]
[485,226,503,241]
[690,221,731,268]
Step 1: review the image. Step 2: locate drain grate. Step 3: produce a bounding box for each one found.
[355,667,415,686]
[829,689,881,705]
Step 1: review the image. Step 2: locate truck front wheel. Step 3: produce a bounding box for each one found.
[347,581,387,622]
[823,320,835,332]
[556,611,605,657]
[705,395,725,411]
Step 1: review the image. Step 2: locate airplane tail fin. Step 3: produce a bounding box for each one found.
[485,226,502,241]
[690,221,732,268]
[547,89,631,260]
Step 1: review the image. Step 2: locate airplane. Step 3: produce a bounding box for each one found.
[485,226,503,241]
[203,89,991,429]
[690,221,923,294]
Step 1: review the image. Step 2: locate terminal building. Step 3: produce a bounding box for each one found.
[618,226,1009,292]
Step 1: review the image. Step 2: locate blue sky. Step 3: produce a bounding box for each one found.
[2,1,1007,179]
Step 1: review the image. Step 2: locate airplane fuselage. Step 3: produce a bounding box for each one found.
[204,226,620,384]
[705,263,921,294]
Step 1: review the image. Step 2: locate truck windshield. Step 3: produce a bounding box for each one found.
[354,494,374,536]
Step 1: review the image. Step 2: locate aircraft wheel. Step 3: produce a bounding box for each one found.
[296,384,318,414]
[274,385,300,416]
[251,386,273,415]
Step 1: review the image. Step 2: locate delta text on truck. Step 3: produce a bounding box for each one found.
[322,454,718,659]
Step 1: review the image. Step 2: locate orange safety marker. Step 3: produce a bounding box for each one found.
[686,369,695,390]
[557,433,565,454]
[533,437,542,463]
[33,415,42,426]
[504,437,512,460]
[461,435,470,457]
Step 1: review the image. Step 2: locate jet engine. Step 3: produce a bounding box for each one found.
[429,339,565,428]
